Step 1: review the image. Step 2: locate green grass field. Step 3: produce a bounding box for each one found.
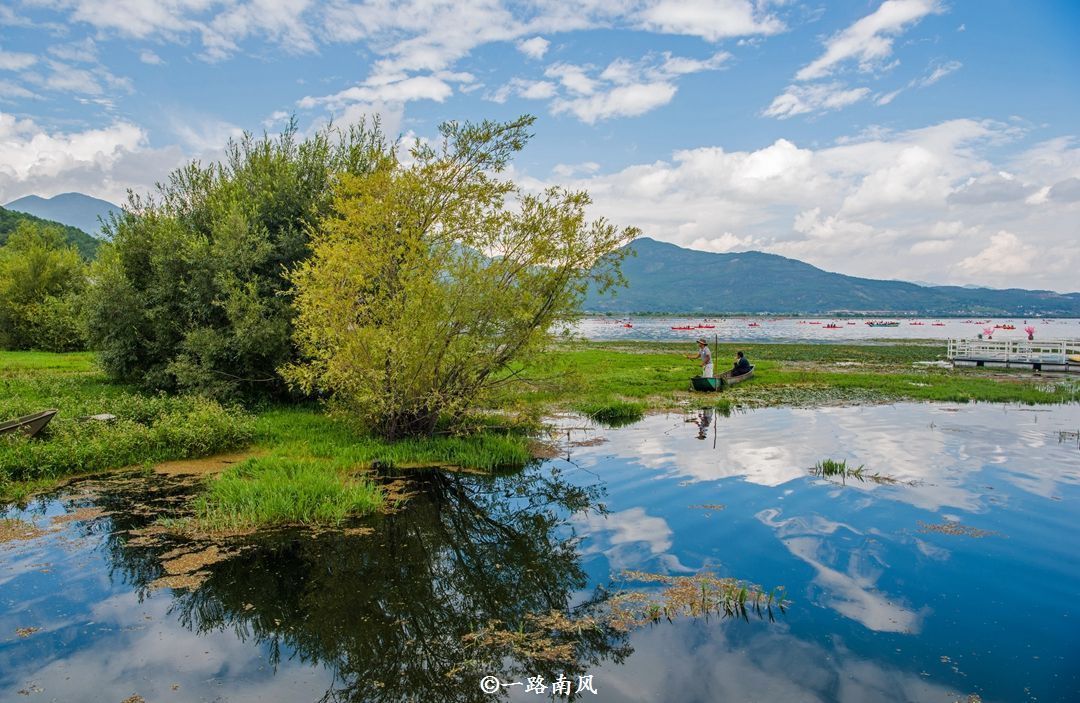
[3,344,1077,524]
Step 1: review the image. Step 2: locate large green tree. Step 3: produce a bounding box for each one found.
[0,222,88,351]
[84,120,388,398]
[285,116,638,439]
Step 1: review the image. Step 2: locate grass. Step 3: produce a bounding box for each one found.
[502,341,1080,414]
[1,352,253,501]
[4,342,1077,526]
[187,456,385,530]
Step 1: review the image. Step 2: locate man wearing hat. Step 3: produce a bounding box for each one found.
[687,338,713,377]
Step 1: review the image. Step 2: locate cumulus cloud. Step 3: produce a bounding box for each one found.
[524,119,1079,290]
[795,0,943,81]
[0,112,155,203]
[553,82,677,124]
[516,36,549,60]
[635,0,785,41]
[955,231,1038,276]
[138,50,164,65]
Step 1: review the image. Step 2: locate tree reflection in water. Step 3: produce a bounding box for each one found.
[103,464,630,702]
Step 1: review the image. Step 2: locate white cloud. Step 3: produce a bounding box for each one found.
[299,74,458,111]
[0,79,38,100]
[0,112,156,203]
[553,81,677,124]
[636,0,785,41]
[0,49,37,71]
[764,83,870,118]
[955,230,1038,276]
[139,50,164,65]
[545,62,597,96]
[920,59,961,86]
[542,50,731,123]
[516,36,549,60]
[795,0,943,81]
[525,119,1079,290]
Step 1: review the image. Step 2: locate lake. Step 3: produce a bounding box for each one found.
[2,402,1079,702]
[573,317,1080,343]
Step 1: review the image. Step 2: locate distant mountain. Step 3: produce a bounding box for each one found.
[0,207,101,259]
[586,238,1080,316]
[4,192,122,238]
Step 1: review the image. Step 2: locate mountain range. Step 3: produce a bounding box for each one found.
[585,238,1080,316]
[3,193,1077,316]
[4,193,122,238]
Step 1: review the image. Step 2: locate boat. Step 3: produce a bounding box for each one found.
[866,321,900,327]
[719,365,755,386]
[0,409,58,438]
[747,322,760,327]
[824,324,841,329]
[690,366,755,392]
[671,325,695,330]
[696,324,715,329]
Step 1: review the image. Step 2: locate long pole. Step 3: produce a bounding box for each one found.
[713,333,718,379]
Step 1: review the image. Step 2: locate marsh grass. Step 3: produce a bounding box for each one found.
[504,342,1080,415]
[1,352,253,500]
[188,456,385,530]
[574,399,646,426]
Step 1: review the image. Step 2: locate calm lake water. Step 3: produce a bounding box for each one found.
[573,317,1080,343]
[3,402,1079,702]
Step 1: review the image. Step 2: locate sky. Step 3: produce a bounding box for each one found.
[1,0,1078,291]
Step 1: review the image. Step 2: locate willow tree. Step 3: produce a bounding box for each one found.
[285,116,638,439]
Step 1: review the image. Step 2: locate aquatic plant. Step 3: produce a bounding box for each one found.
[575,399,646,426]
[609,570,789,627]
[810,458,900,485]
[187,457,385,530]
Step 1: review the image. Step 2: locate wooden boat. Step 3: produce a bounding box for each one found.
[0,409,58,438]
[690,366,755,392]
[719,365,755,386]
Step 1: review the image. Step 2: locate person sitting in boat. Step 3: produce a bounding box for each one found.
[732,351,751,376]
[687,338,713,377]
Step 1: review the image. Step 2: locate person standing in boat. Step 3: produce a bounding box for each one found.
[687,338,713,377]
[732,350,751,376]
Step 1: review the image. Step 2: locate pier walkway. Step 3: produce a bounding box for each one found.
[947,338,1080,372]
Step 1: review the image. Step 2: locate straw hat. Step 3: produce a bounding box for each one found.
[697,338,707,344]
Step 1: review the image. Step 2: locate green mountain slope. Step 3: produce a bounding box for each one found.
[4,192,121,238]
[587,238,1080,316]
[0,206,101,259]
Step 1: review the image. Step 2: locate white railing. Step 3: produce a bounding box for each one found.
[947,338,1080,363]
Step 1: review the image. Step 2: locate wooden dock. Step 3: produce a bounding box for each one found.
[947,338,1080,372]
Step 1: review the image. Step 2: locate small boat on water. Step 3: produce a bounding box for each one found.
[0,409,58,438]
[824,324,841,329]
[866,321,900,327]
[671,325,695,330]
[690,366,755,392]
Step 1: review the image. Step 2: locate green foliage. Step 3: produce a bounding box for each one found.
[0,222,88,351]
[189,456,384,530]
[0,352,253,495]
[84,119,389,400]
[0,205,100,259]
[286,116,639,438]
[575,399,646,426]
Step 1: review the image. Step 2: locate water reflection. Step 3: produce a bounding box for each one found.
[3,466,631,702]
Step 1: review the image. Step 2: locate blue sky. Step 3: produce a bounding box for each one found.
[1,1,1078,291]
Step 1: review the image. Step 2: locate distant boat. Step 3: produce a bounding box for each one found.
[671,325,695,330]
[866,321,900,327]
[824,324,841,329]
[0,409,58,438]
